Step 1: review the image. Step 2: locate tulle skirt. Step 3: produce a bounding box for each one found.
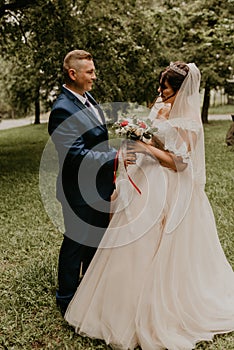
[65,158,234,350]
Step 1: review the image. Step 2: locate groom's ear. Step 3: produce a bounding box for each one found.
[68,68,77,81]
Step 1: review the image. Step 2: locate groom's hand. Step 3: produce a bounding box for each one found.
[124,149,137,166]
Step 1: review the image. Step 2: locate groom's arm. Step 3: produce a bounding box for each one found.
[49,107,117,172]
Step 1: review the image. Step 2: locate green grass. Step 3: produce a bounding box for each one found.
[0,122,233,349]
[208,104,234,115]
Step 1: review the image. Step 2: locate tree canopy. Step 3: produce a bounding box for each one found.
[0,0,233,123]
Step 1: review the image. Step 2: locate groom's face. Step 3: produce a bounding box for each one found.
[71,59,97,95]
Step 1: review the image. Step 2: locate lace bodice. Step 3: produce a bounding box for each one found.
[152,118,201,164]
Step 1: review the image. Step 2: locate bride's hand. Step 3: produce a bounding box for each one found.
[128,140,149,154]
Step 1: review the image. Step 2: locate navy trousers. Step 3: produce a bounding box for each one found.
[56,198,111,314]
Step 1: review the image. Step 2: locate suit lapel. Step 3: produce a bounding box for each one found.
[85,92,106,125]
[62,87,106,128]
[76,99,106,127]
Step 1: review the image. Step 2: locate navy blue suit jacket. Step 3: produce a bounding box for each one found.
[48,87,117,207]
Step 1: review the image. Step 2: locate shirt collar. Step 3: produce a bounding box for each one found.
[63,84,87,104]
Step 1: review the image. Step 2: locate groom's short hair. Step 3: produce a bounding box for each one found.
[63,49,93,83]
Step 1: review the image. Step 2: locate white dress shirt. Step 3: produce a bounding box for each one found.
[63,85,103,123]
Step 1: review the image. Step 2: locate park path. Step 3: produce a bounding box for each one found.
[0,113,232,131]
[0,113,49,130]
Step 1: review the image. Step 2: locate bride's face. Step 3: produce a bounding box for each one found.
[158,79,177,105]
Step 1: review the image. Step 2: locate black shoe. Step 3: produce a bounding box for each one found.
[56,290,73,317]
[58,304,67,317]
[56,299,68,317]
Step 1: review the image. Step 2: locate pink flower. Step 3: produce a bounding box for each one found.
[138,121,147,129]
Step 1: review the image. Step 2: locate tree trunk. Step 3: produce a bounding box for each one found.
[34,92,40,124]
[112,104,121,123]
[201,81,210,124]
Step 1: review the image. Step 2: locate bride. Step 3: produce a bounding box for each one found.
[64,62,234,350]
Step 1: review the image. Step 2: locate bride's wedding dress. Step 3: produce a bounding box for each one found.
[64,64,234,350]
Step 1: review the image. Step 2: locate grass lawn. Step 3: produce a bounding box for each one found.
[208,104,233,115]
[0,121,233,349]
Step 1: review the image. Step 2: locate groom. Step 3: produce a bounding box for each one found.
[48,49,117,316]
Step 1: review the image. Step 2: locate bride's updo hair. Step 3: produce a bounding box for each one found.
[159,61,189,93]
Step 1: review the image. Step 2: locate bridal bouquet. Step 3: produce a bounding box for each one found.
[112,116,158,143]
[112,117,165,195]
[113,116,166,151]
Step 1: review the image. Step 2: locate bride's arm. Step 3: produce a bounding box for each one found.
[129,141,186,172]
[150,135,165,150]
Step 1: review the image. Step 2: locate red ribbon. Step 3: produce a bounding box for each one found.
[126,171,142,194]
[113,150,119,184]
[113,150,141,195]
